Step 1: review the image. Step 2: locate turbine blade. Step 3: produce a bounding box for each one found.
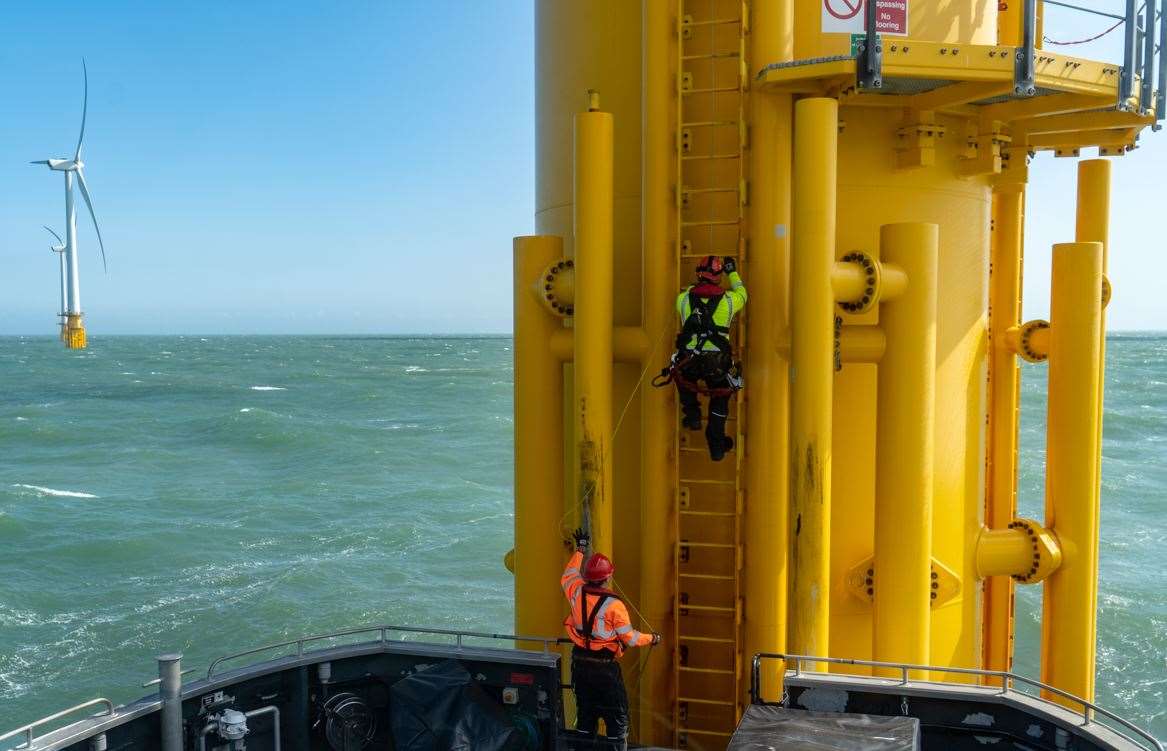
[30,160,51,165]
[43,225,64,244]
[75,59,88,161]
[75,168,107,273]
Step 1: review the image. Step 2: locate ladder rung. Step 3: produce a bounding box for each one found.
[684,18,743,27]
[679,635,735,644]
[681,252,738,259]
[681,604,735,613]
[680,541,735,548]
[678,696,736,706]
[681,120,738,128]
[682,153,741,161]
[684,186,739,195]
[679,478,736,485]
[682,85,741,95]
[679,666,735,675]
[680,728,734,737]
[682,51,742,60]
[679,509,735,517]
[682,219,740,228]
[679,572,735,580]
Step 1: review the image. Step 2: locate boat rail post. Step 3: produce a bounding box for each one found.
[1039,241,1104,706]
[158,653,184,751]
[872,223,939,680]
[789,96,839,669]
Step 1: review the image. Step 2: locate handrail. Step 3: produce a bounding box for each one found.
[0,698,115,750]
[750,653,1163,751]
[206,623,563,678]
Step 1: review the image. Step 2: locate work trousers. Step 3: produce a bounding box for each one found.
[571,648,629,749]
[676,351,733,460]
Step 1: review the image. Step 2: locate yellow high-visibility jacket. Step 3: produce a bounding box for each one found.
[675,272,747,351]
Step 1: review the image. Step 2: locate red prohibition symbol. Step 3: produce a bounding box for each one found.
[825,0,863,19]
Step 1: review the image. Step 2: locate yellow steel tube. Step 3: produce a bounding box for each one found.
[976,527,1032,578]
[984,186,1025,676]
[513,236,567,641]
[746,0,793,699]
[574,101,616,557]
[1041,241,1104,705]
[637,0,675,740]
[789,97,838,666]
[830,262,867,303]
[1075,159,1111,631]
[838,327,886,364]
[873,223,939,678]
[549,326,648,363]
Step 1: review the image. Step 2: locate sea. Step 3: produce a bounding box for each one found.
[0,335,1163,738]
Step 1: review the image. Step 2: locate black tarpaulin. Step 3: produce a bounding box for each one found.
[389,659,526,751]
[728,705,920,750]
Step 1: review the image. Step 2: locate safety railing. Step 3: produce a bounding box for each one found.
[0,698,115,751]
[206,623,563,678]
[749,653,1163,751]
[856,0,1164,120]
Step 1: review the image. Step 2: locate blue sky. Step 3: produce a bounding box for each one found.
[0,3,1163,334]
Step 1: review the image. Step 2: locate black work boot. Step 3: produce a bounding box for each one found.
[708,434,734,462]
[682,411,702,431]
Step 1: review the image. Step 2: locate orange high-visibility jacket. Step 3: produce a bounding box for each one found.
[561,551,652,655]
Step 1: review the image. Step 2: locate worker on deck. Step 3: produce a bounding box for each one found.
[562,528,659,749]
[673,255,747,461]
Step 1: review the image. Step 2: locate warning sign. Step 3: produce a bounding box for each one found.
[822,0,908,36]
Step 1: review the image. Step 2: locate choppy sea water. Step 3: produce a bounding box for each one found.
[0,335,1163,738]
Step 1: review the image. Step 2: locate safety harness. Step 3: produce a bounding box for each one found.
[652,290,743,397]
[575,584,620,654]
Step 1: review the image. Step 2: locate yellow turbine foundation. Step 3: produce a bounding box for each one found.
[872,223,938,678]
[65,314,87,350]
[1041,241,1104,705]
[789,97,838,666]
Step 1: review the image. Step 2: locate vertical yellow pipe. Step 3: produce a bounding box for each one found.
[746,0,793,698]
[1075,159,1111,602]
[984,187,1025,676]
[873,223,939,677]
[1041,241,1104,705]
[638,0,675,742]
[513,235,567,640]
[574,98,616,557]
[789,97,837,665]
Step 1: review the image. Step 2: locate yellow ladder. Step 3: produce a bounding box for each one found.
[672,1,749,748]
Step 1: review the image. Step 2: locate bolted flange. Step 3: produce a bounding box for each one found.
[538,258,575,318]
[1017,319,1050,363]
[837,250,881,315]
[1007,518,1062,584]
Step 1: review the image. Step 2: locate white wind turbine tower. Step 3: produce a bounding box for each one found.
[31,60,107,349]
[43,226,68,341]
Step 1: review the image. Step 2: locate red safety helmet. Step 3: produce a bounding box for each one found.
[582,553,615,583]
[696,255,723,283]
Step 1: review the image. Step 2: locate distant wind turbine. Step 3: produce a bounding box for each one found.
[44,226,68,342]
[31,60,108,349]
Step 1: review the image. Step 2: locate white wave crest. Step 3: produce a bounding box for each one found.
[11,484,98,499]
[249,386,287,391]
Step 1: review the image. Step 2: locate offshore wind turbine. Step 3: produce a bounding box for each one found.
[31,60,108,349]
[44,226,68,342]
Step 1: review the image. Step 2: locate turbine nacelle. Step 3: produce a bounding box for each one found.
[30,158,83,172]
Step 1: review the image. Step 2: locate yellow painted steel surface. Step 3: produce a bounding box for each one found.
[983,186,1024,677]
[872,223,938,678]
[1041,241,1105,705]
[789,97,838,668]
[743,0,792,706]
[516,1,1154,745]
[573,104,616,557]
[64,314,86,350]
[513,236,567,641]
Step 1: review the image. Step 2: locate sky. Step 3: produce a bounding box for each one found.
[0,2,1163,334]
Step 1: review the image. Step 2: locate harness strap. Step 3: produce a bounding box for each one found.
[577,587,614,651]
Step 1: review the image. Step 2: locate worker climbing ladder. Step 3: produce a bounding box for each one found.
[672,1,749,748]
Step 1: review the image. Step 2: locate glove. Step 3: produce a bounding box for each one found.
[722,256,737,274]
[572,527,590,551]
[651,633,662,646]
